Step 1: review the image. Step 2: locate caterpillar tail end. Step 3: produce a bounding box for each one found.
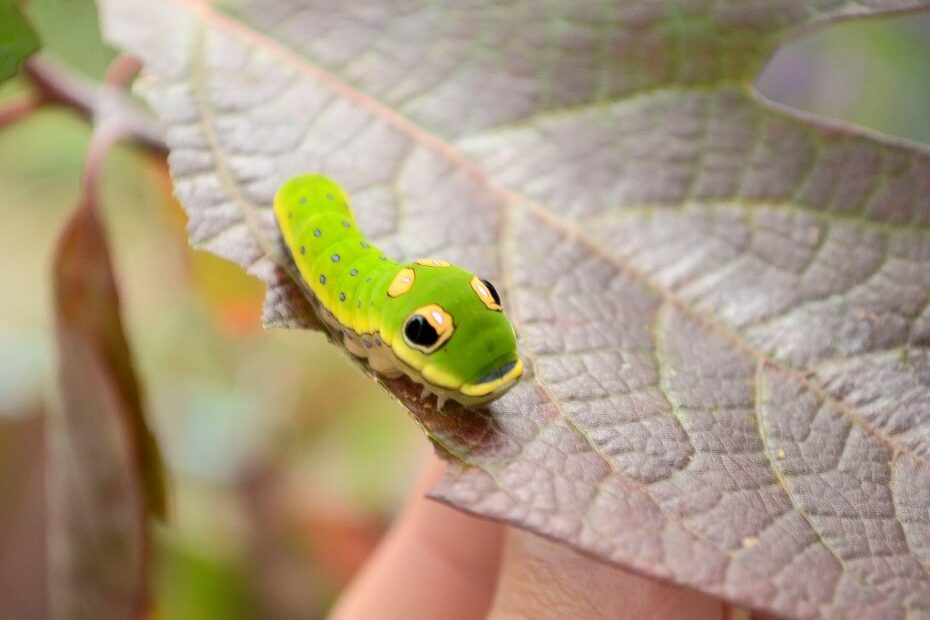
[273,174,353,219]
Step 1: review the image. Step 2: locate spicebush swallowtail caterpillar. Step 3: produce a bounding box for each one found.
[274,174,523,408]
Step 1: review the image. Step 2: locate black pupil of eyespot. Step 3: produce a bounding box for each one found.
[404,315,440,347]
[482,279,501,306]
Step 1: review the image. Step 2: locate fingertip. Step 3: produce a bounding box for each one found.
[488,530,724,620]
[330,454,504,620]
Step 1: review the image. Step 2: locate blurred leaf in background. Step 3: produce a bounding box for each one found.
[0,0,40,84]
[756,13,930,144]
[48,129,166,618]
[0,1,928,619]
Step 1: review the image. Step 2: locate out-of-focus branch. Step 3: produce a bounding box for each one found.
[80,124,123,210]
[0,93,42,127]
[104,55,145,90]
[17,53,166,154]
[22,54,96,117]
[79,56,159,210]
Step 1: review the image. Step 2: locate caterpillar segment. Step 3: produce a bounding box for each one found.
[273,173,523,408]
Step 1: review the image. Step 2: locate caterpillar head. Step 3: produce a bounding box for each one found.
[385,260,523,406]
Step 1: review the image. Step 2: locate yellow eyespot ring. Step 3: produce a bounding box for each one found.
[388,268,416,297]
[415,258,451,267]
[402,304,454,354]
[470,276,502,311]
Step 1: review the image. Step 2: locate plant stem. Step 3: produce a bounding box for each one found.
[0,94,43,128]
[19,53,167,154]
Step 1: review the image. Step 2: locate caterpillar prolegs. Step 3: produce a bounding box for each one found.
[273,174,523,407]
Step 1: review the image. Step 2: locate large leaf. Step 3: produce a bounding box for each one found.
[98,1,930,618]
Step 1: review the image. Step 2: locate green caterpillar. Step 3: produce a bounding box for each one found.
[273,174,523,407]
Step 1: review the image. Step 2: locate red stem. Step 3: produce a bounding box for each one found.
[0,93,43,128]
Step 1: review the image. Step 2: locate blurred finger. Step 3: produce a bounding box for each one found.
[488,529,724,620]
[330,454,505,620]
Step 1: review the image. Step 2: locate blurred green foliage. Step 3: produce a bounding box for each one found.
[153,536,256,620]
[756,13,930,144]
[25,0,115,78]
[0,0,40,83]
[0,2,420,618]
[0,2,927,618]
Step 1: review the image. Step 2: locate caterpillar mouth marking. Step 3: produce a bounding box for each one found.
[475,360,518,385]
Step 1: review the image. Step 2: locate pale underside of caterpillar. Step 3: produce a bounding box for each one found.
[273,174,523,408]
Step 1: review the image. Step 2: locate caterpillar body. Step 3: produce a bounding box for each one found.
[273,174,523,407]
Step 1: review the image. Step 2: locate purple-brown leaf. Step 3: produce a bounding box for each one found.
[98,1,930,618]
[49,144,166,619]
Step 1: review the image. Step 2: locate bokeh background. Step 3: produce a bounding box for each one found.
[1,2,928,618]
